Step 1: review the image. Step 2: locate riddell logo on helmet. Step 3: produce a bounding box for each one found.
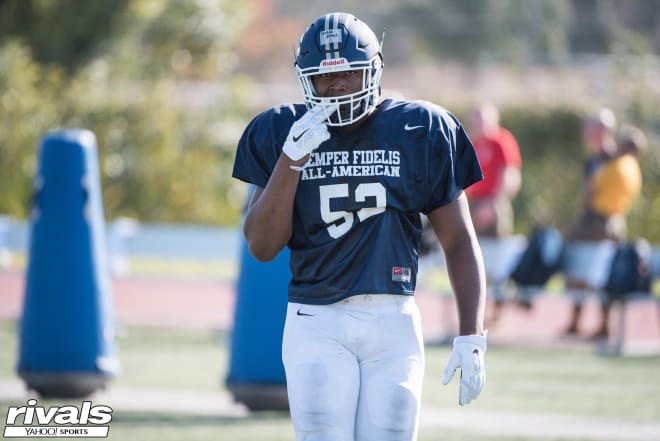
[320,58,348,68]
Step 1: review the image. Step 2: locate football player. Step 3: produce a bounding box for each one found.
[233,12,488,441]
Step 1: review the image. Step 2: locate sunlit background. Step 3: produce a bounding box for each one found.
[1,2,660,440]
[0,0,658,237]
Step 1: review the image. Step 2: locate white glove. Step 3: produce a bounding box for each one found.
[442,331,487,406]
[282,106,331,162]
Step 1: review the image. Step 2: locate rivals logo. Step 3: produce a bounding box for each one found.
[3,399,113,438]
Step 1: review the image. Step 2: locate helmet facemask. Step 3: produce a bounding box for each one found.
[296,56,382,127]
[294,13,384,127]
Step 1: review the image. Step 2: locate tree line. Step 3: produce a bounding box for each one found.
[0,0,658,241]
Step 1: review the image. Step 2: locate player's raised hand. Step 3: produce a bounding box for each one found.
[442,331,487,406]
[282,105,333,161]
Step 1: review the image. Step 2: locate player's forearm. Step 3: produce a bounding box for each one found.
[427,195,486,335]
[244,209,291,262]
[444,239,487,336]
[243,155,306,261]
[429,194,487,335]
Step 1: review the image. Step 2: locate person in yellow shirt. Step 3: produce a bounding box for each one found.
[568,108,619,242]
[564,122,647,340]
[590,125,646,339]
[589,126,645,222]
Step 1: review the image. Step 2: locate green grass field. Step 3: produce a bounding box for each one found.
[1,319,659,441]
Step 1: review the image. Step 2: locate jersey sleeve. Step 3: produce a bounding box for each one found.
[422,112,482,214]
[232,106,295,188]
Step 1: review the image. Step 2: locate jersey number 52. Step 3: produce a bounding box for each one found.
[319,183,386,239]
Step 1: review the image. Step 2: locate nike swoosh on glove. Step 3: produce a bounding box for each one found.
[442,331,487,406]
[282,105,333,162]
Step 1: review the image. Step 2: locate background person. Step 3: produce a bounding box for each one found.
[568,107,620,241]
[584,125,647,339]
[465,102,522,326]
[465,102,522,238]
[589,125,646,232]
[563,108,630,339]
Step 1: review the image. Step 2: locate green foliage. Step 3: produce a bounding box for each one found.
[392,0,572,64]
[0,0,130,71]
[390,0,659,64]
[504,106,585,233]
[0,41,64,218]
[0,0,252,226]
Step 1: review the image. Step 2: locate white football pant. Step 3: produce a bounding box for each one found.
[282,294,425,441]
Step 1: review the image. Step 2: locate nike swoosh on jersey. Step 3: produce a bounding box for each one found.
[292,128,310,142]
[296,309,314,316]
[404,123,425,131]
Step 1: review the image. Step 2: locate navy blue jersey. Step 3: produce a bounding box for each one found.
[233,98,482,304]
